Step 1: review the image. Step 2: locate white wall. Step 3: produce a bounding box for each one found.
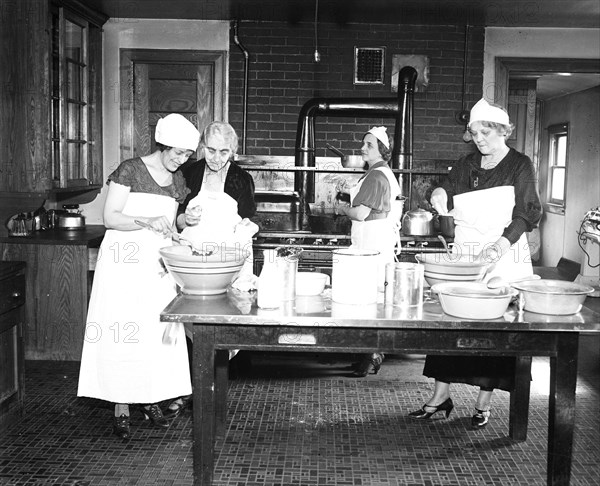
[539,87,600,267]
[484,27,600,269]
[82,19,230,224]
[483,27,600,101]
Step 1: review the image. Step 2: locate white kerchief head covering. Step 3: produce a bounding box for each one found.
[468,98,510,128]
[155,114,200,151]
[366,126,390,149]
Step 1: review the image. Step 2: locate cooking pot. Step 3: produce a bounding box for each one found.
[57,212,86,230]
[437,214,455,238]
[402,208,434,236]
[326,143,366,169]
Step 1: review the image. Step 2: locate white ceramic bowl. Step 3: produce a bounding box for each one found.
[511,279,594,315]
[431,282,517,319]
[296,272,329,296]
[159,245,248,295]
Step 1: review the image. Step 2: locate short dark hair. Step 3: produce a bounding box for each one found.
[377,138,393,162]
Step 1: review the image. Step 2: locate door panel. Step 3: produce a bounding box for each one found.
[120,49,226,160]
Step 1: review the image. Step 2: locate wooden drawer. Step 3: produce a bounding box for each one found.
[0,274,25,316]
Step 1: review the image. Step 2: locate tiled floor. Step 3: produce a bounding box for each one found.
[0,335,598,486]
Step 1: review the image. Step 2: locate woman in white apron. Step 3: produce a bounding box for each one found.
[409,99,542,428]
[336,126,402,377]
[165,121,257,417]
[78,114,200,439]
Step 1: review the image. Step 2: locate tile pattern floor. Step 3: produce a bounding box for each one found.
[0,340,598,486]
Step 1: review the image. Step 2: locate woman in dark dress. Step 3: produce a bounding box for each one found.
[408,99,542,428]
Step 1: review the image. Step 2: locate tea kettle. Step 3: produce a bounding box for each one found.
[402,208,434,236]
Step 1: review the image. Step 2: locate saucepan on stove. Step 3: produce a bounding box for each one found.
[326,143,366,169]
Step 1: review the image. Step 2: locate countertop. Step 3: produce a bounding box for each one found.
[0,225,106,246]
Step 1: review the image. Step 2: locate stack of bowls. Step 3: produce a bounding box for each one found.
[416,253,489,286]
[159,245,248,295]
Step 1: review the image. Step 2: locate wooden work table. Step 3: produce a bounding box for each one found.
[161,284,600,486]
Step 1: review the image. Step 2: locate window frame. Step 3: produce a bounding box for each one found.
[546,122,569,211]
[51,6,90,188]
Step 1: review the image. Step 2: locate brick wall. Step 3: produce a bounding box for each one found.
[228,21,484,163]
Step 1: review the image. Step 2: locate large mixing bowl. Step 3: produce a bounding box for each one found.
[431,282,517,319]
[416,253,489,286]
[511,279,594,315]
[159,245,248,295]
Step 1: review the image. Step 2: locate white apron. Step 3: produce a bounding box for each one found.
[451,186,533,281]
[350,166,402,289]
[180,190,255,342]
[180,190,254,273]
[78,193,192,404]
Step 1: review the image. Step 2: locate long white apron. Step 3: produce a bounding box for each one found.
[350,166,402,289]
[78,193,191,404]
[451,186,533,281]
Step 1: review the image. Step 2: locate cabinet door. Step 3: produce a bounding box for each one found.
[50,6,104,189]
[0,0,51,192]
[0,243,88,360]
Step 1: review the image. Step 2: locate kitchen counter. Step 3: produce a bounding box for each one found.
[162,285,599,486]
[0,225,106,360]
[0,225,106,246]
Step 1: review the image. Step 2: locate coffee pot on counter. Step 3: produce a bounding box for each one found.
[56,204,86,230]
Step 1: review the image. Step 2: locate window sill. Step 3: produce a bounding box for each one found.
[544,203,565,215]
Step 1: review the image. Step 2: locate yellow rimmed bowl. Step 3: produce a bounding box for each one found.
[416,253,490,286]
[159,245,248,295]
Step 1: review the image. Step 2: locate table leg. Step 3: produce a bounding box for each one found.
[193,325,216,486]
[547,333,579,486]
[215,350,229,436]
[509,356,532,441]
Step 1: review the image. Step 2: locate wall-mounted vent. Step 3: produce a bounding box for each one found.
[354,47,385,85]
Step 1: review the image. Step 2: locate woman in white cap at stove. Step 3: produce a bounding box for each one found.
[78,113,199,440]
[408,99,542,428]
[336,126,402,377]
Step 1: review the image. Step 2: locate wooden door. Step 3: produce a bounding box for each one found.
[120,50,226,160]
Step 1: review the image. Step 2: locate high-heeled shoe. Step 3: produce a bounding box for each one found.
[471,408,491,428]
[163,395,192,419]
[351,353,384,377]
[113,414,131,439]
[408,397,454,420]
[139,404,170,428]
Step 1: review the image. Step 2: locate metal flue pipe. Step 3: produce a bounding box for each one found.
[232,21,249,154]
[294,66,418,228]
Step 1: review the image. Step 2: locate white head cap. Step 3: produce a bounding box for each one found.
[155,114,200,151]
[468,98,510,128]
[366,126,390,149]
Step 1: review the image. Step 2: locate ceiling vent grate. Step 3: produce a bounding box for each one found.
[354,47,385,85]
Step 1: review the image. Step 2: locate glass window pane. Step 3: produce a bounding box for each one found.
[67,61,82,100]
[52,141,60,181]
[67,103,82,139]
[556,135,567,167]
[65,20,83,62]
[551,167,565,201]
[67,143,81,180]
[52,99,60,138]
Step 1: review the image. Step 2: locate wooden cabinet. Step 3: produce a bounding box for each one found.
[0,0,106,194]
[0,261,26,431]
[0,226,105,360]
